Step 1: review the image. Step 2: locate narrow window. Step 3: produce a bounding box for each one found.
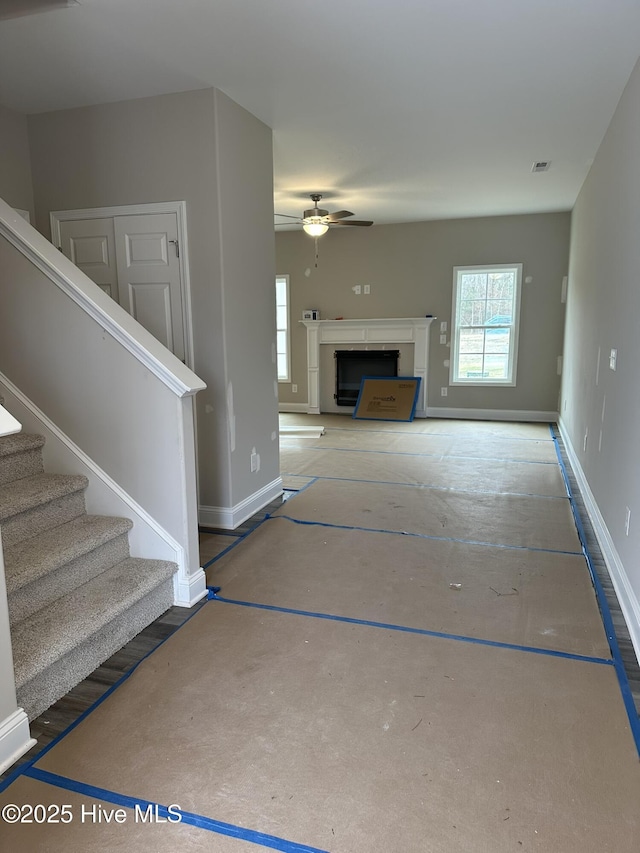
[450,264,522,386]
[276,274,290,383]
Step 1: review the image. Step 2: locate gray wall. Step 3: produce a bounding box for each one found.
[0,103,34,216]
[561,56,640,640]
[25,88,278,516]
[276,212,570,415]
[213,89,279,506]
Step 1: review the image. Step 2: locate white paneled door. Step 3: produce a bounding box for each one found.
[59,217,119,301]
[59,212,185,362]
[114,214,185,361]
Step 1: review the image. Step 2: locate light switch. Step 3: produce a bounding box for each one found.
[440,321,447,333]
[440,334,447,344]
[609,349,617,370]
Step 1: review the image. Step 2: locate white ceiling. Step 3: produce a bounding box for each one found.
[1,0,639,227]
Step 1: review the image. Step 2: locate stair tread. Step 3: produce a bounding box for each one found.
[4,514,134,595]
[0,472,88,521]
[0,433,45,458]
[12,557,176,688]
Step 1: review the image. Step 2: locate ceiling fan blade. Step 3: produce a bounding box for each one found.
[326,210,354,220]
[275,213,303,220]
[333,219,374,226]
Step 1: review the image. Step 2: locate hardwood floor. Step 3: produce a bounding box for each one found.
[552,430,640,713]
[2,440,638,787]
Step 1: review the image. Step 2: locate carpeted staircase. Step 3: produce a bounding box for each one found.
[0,429,176,721]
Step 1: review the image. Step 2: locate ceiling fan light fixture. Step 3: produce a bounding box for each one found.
[302,219,329,237]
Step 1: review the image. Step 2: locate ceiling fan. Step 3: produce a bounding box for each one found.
[276,194,373,236]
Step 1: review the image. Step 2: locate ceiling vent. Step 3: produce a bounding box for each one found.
[0,1,79,22]
[531,161,551,173]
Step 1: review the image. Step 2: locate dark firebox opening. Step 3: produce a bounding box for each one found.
[334,349,399,406]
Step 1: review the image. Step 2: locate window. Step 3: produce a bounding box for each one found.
[275,274,290,382]
[450,264,522,386]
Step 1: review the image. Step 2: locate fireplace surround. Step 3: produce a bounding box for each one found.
[301,317,435,417]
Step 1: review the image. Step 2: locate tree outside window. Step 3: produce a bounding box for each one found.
[450,264,522,386]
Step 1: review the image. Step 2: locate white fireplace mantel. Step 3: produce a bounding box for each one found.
[301,317,436,417]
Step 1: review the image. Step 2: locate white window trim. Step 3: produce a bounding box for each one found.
[449,263,522,387]
[276,274,291,383]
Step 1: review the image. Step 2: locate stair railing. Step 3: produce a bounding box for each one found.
[0,196,207,608]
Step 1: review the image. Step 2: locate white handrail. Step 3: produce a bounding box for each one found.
[0,193,207,605]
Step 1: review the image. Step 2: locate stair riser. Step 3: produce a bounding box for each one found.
[0,449,44,486]
[9,533,132,625]
[2,431,179,725]
[1,491,86,549]
[17,578,174,721]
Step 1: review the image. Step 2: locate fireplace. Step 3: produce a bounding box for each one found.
[334,350,399,406]
[300,317,436,417]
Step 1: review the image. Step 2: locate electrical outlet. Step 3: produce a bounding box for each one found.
[292,384,298,393]
[440,321,447,333]
[352,285,361,295]
[363,285,371,294]
[609,348,617,370]
[583,429,588,452]
[441,387,448,397]
[250,448,259,473]
[625,507,631,536]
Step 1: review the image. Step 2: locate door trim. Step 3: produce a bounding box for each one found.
[50,201,195,370]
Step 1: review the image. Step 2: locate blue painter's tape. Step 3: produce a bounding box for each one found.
[280,471,569,501]
[305,424,554,443]
[0,601,209,795]
[269,513,584,557]
[208,593,613,667]
[24,768,328,853]
[548,423,640,756]
[207,586,221,599]
[282,442,559,467]
[202,512,275,569]
[202,540,242,569]
[282,476,319,497]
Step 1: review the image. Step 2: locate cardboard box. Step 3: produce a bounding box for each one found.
[352,376,421,421]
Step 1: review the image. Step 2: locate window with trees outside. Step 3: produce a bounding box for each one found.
[450,264,522,386]
[276,275,290,383]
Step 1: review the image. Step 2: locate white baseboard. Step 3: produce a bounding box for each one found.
[0,708,36,775]
[173,566,208,607]
[199,477,283,530]
[278,403,310,413]
[426,407,559,422]
[558,419,640,665]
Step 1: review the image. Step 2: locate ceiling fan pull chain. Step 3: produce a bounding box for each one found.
[314,236,320,268]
